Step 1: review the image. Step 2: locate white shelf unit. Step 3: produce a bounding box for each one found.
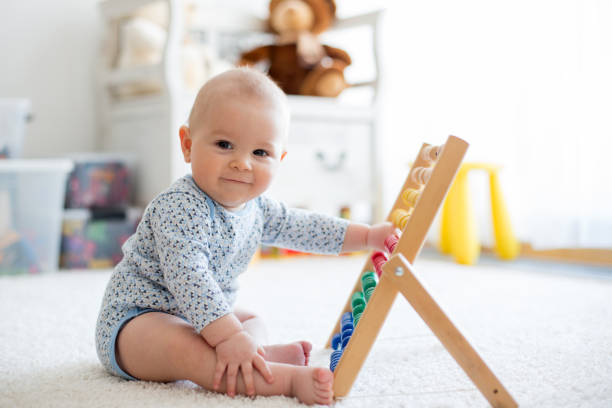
[97,0,384,222]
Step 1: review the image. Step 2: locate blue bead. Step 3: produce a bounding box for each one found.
[341,311,354,325]
[329,349,343,372]
[341,312,354,332]
[341,327,353,341]
[331,333,341,350]
[341,327,353,349]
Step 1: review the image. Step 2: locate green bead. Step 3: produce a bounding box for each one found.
[364,286,375,302]
[352,303,365,315]
[361,271,377,292]
[362,270,376,281]
[353,311,362,326]
[351,292,366,309]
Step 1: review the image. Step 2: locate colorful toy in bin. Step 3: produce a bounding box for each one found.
[65,158,132,209]
[60,208,141,269]
[0,230,40,274]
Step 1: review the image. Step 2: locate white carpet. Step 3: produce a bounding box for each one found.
[1,253,611,407]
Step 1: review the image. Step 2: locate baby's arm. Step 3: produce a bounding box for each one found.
[341,222,398,253]
[201,313,273,397]
[259,196,398,255]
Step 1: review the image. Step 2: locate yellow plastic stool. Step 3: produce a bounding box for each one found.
[439,163,520,265]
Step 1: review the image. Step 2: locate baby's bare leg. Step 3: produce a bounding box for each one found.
[234,308,312,365]
[115,312,332,405]
[234,308,269,344]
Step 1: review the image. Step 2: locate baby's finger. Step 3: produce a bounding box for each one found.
[226,363,239,397]
[253,354,274,384]
[213,361,226,390]
[241,362,255,396]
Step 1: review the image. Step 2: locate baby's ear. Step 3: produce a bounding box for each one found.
[179,125,192,163]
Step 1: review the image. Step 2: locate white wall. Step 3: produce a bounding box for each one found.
[0,0,100,157]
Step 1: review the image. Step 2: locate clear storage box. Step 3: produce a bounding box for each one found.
[0,159,73,274]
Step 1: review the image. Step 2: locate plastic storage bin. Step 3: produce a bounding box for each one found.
[60,207,141,269]
[0,159,73,274]
[0,99,31,158]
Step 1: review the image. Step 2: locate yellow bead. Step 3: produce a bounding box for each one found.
[401,188,420,207]
[391,208,411,229]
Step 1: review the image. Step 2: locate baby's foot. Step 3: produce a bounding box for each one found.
[291,366,334,406]
[263,341,312,366]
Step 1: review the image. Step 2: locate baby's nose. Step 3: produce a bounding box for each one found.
[230,154,251,171]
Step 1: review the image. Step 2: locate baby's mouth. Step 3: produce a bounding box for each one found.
[221,177,251,184]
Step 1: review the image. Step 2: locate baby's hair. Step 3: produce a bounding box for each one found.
[187,67,289,131]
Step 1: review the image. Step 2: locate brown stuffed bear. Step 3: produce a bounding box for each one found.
[239,0,351,97]
[269,0,336,35]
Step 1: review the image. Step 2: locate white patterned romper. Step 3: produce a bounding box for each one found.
[95,175,349,379]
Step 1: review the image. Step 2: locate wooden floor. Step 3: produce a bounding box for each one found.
[425,242,612,267]
[519,244,612,267]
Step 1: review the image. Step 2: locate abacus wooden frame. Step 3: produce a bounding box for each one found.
[326,135,518,407]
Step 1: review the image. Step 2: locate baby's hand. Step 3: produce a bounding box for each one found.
[367,222,400,251]
[213,330,273,397]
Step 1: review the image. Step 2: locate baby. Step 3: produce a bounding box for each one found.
[95,67,395,405]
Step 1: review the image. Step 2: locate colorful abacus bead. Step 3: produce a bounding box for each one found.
[364,286,376,302]
[384,234,399,253]
[341,327,353,349]
[340,312,354,348]
[421,145,442,163]
[351,292,366,310]
[330,349,343,372]
[401,188,420,208]
[361,271,378,301]
[361,271,377,288]
[341,311,354,331]
[411,166,432,185]
[331,333,342,350]
[352,303,365,326]
[391,208,411,230]
[371,251,388,277]
[330,350,343,371]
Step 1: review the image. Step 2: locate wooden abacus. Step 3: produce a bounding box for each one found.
[326,135,518,407]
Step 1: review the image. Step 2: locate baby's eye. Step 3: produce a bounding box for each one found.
[253,149,269,157]
[216,140,232,149]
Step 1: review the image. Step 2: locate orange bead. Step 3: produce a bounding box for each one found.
[421,145,441,163]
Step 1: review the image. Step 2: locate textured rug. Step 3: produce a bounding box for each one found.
[1,253,611,407]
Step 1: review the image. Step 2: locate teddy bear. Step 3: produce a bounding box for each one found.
[239,0,352,98]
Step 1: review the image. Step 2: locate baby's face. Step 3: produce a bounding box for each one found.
[182,96,287,211]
